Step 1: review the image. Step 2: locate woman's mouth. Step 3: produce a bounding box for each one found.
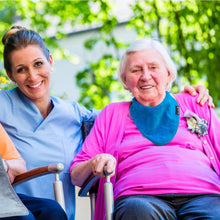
[140,85,153,89]
[28,81,43,88]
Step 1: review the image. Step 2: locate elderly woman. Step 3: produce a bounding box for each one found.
[70,38,220,220]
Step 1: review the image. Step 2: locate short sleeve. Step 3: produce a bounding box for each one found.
[0,124,20,160]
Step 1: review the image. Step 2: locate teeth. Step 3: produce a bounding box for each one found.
[141,86,153,89]
[29,81,42,88]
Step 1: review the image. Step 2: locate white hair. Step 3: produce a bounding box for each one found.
[117,38,177,91]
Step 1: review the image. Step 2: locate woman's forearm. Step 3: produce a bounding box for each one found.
[70,160,93,187]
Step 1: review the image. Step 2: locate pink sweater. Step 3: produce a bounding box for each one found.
[71,93,220,220]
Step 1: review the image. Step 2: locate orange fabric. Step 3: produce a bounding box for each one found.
[0,123,20,160]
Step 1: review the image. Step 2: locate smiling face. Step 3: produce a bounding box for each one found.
[122,49,171,107]
[8,45,52,105]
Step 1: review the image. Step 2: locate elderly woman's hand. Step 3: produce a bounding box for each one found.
[91,153,116,179]
[183,85,214,108]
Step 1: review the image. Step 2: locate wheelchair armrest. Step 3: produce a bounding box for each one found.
[78,173,99,197]
[12,163,64,186]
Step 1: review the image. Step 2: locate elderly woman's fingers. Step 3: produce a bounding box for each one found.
[91,154,116,178]
[105,159,116,178]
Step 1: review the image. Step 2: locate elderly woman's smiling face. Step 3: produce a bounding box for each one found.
[122,48,171,107]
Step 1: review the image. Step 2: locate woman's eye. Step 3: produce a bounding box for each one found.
[35,61,43,67]
[150,65,157,69]
[17,68,25,73]
[132,69,140,73]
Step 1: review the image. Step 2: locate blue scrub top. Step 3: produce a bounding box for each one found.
[0,88,98,220]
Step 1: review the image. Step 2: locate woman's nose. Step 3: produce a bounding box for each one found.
[141,68,151,80]
[28,68,38,80]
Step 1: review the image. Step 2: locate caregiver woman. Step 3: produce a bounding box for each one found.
[70,38,220,220]
[1,26,98,220]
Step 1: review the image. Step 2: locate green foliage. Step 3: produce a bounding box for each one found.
[1,0,220,107]
[76,54,124,109]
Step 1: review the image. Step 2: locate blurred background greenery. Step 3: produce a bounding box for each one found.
[0,0,220,109]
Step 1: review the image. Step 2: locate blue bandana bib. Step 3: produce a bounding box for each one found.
[130,92,180,145]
